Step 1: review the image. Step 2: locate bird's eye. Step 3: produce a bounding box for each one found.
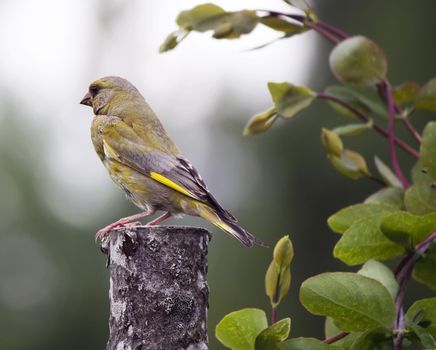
[89,85,100,96]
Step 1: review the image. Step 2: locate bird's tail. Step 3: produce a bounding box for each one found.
[198,205,264,247]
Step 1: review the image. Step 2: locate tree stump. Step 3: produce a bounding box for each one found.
[101,226,210,350]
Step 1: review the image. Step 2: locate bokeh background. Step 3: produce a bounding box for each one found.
[0,1,435,349]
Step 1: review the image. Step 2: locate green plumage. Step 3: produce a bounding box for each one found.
[83,76,261,247]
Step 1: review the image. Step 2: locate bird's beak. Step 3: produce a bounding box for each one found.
[80,92,92,106]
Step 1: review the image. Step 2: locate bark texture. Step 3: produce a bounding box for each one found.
[102,226,210,350]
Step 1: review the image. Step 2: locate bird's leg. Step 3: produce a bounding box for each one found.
[95,208,156,240]
[146,211,172,226]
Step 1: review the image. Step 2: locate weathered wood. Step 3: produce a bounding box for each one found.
[101,226,210,350]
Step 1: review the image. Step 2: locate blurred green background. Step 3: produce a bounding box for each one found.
[0,1,435,349]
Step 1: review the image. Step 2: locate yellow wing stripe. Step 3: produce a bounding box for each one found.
[150,171,195,198]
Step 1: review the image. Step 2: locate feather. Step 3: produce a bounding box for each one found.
[101,119,237,221]
[197,204,263,247]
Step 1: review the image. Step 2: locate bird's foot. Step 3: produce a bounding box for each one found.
[112,221,142,230]
[95,220,139,242]
[95,209,156,242]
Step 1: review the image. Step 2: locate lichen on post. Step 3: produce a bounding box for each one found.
[101,225,210,350]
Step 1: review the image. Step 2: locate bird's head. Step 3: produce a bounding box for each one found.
[80,76,140,115]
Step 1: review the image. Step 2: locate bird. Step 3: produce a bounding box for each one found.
[80,76,262,247]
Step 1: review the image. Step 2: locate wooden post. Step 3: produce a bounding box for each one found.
[101,226,210,350]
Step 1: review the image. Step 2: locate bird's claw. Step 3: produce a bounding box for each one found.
[95,223,122,242]
[95,228,112,243]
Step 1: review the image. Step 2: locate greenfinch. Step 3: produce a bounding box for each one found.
[80,76,262,247]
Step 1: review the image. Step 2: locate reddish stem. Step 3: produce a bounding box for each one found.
[317,93,419,158]
[308,23,340,45]
[257,10,344,45]
[324,331,349,344]
[383,81,410,188]
[402,117,422,143]
[271,307,277,325]
[317,20,349,40]
[393,231,436,350]
[377,85,422,144]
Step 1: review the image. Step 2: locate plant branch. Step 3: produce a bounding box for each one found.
[257,10,344,45]
[306,22,340,45]
[393,231,436,350]
[317,20,349,40]
[383,81,410,188]
[324,331,349,344]
[376,85,422,144]
[271,307,277,325]
[402,117,422,143]
[367,173,387,186]
[317,93,419,158]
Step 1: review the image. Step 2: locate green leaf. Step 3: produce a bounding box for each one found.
[328,149,369,180]
[255,318,291,350]
[374,156,403,188]
[413,245,436,291]
[334,212,405,265]
[267,82,316,119]
[323,85,387,120]
[349,328,393,350]
[405,156,436,215]
[324,85,371,119]
[406,297,436,338]
[407,323,436,348]
[259,17,303,33]
[392,81,421,105]
[324,317,340,338]
[216,308,268,350]
[243,107,278,136]
[159,29,190,53]
[329,36,387,86]
[364,187,404,209]
[300,272,396,332]
[380,211,436,248]
[331,121,372,137]
[321,128,343,157]
[324,318,359,348]
[213,11,259,39]
[411,160,431,184]
[404,158,436,215]
[357,260,399,300]
[405,182,436,215]
[278,337,341,350]
[328,203,395,234]
[345,85,388,119]
[160,3,233,51]
[416,78,436,112]
[174,5,259,40]
[176,3,226,31]
[420,121,436,179]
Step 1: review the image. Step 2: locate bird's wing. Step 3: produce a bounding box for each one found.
[101,118,237,222]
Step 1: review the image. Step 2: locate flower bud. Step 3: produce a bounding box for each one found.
[273,235,294,268]
[321,128,343,157]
